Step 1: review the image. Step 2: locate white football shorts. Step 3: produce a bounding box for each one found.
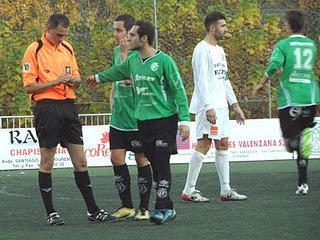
[195,107,230,140]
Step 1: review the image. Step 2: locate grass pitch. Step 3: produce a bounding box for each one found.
[0,160,319,240]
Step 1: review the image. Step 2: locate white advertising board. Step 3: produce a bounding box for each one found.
[1,118,320,170]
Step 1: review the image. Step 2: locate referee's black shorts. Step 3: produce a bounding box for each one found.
[33,99,83,148]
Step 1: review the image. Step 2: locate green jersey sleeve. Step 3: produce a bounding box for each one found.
[97,58,131,83]
[265,43,285,78]
[164,56,190,121]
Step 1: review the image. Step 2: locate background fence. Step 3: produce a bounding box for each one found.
[0,113,111,128]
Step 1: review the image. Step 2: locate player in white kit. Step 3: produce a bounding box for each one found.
[181,11,247,202]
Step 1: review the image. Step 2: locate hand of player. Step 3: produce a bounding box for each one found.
[66,76,81,88]
[206,109,217,124]
[179,125,190,141]
[123,79,132,86]
[119,37,130,62]
[119,36,131,53]
[54,74,69,85]
[86,75,97,88]
[252,82,265,98]
[233,105,245,125]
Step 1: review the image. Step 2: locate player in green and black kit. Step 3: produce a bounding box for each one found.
[253,10,319,195]
[109,14,152,221]
[87,20,190,224]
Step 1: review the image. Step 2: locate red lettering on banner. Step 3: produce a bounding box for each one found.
[56,148,67,154]
[278,139,284,146]
[89,148,97,157]
[228,141,236,148]
[238,139,279,148]
[97,144,107,156]
[9,148,41,156]
[10,149,15,156]
[84,144,111,158]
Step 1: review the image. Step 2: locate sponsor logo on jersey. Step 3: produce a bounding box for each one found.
[135,74,155,82]
[214,69,226,75]
[151,62,159,71]
[136,87,148,95]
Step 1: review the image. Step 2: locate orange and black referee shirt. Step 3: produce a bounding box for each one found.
[22,34,80,102]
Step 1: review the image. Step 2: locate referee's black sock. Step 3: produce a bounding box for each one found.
[74,171,99,214]
[297,151,308,186]
[137,164,152,210]
[113,164,133,208]
[38,171,55,215]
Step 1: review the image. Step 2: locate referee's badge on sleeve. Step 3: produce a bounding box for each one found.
[23,62,31,72]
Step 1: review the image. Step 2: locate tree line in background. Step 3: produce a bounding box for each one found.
[0,0,319,118]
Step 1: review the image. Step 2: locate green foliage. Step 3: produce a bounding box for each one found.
[0,20,39,115]
[0,0,318,118]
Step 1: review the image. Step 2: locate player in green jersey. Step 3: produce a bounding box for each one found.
[108,14,152,221]
[86,20,190,224]
[253,10,319,195]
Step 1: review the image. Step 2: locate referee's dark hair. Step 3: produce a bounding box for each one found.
[115,14,135,31]
[286,10,305,33]
[47,14,70,29]
[134,20,155,46]
[204,11,226,32]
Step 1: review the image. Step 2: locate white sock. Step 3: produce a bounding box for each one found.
[215,150,231,194]
[182,151,205,195]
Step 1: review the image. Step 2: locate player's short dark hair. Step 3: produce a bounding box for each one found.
[286,10,305,33]
[204,11,226,32]
[47,14,70,29]
[114,14,135,31]
[134,20,155,46]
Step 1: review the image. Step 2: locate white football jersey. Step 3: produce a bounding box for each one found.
[189,40,237,114]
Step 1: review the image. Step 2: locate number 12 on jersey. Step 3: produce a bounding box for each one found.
[293,47,313,70]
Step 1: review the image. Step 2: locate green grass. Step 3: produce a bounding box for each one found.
[0,160,320,240]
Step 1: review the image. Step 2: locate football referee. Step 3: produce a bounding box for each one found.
[22,14,117,225]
